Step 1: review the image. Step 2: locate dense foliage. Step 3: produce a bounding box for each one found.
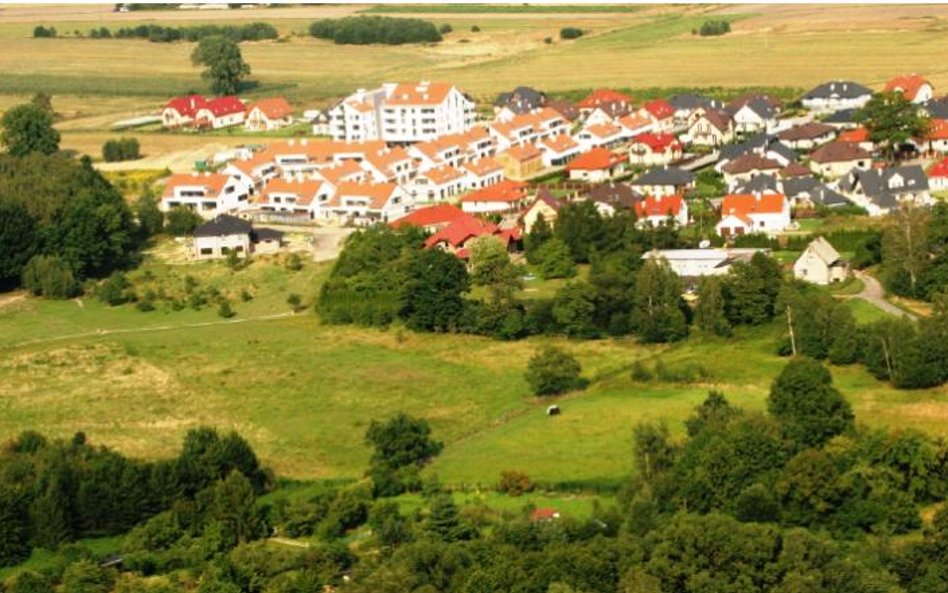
[697,20,732,36]
[106,22,278,43]
[32,25,56,38]
[0,151,138,293]
[559,27,584,39]
[309,16,443,45]
[880,203,948,301]
[101,137,140,163]
[0,102,60,157]
[191,35,252,95]
[524,345,585,396]
[856,92,930,161]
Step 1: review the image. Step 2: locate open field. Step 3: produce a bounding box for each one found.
[1,248,945,486]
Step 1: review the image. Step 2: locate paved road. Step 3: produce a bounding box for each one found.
[851,271,918,320]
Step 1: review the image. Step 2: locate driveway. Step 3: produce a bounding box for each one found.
[851,271,918,320]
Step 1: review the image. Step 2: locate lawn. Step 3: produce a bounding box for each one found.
[2,250,946,486]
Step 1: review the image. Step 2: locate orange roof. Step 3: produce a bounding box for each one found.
[249,97,293,119]
[424,214,498,249]
[422,164,466,185]
[884,74,930,101]
[927,119,948,141]
[503,143,543,162]
[364,146,413,176]
[838,127,870,143]
[317,160,365,185]
[635,195,683,218]
[721,193,787,217]
[643,99,674,120]
[391,204,466,229]
[619,112,653,132]
[229,151,275,176]
[332,181,397,210]
[463,157,504,177]
[540,134,579,153]
[163,173,230,197]
[263,178,325,206]
[577,88,633,109]
[631,132,681,153]
[582,122,623,139]
[385,82,455,106]
[566,147,626,171]
[460,179,528,203]
[930,157,948,177]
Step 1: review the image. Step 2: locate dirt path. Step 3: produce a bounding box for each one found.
[3,311,296,351]
[0,292,26,310]
[851,271,918,320]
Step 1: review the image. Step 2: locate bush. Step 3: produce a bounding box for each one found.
[439,23,453,34]
[21,255,80,299]
[287,293,304,312]
[559,27,584,40]
[285,252,303,271]
[535,237,577,280]
[33,25,57,38]
[471,25,480,32]
[631,360,653,382]
[97,272,131,306]
[497,470,534,496]
[309,16,442,45]
[164,207,203,236]
[543,36,553,44]
[698,20,731,36]
[110,22,278,43]
[218,300,236,318]
[102,138,140,163]
[524,345,585,396]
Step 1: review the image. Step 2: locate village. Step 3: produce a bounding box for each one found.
[154,74,944,288]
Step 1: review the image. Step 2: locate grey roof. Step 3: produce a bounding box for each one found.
[924,98,948,119]
[631,166,695,187]
[735,174,779,194]
[667,93,723,112]
[586,182,642,209]
[804,236,843,266]
[194,214,252,238]
[822,109,859,125]
[803,80,873,101]
[809,185,852,208]
[780,175,821,198]
[845,166,928,210]
[252,228,284,242]
[720,134,797,165]
[495,86,547,112]
[737,98,777,120]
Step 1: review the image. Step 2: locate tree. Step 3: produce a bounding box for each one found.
[552,281,598,338]
[134,191,164,239]
[31,92,54,116]
[554,201,606,263]
[524,345,584,396]
[399,248,469,332]
[632,422,678,481]
[694,276,731,337]
[631,259,688,343]
[767,357,854,449]
[535,237,577,280]
[164,207,203,236]
[524,213,553,264]
[61,559,113,593]
[0,487,30,567]
[0,201,39,290]
[469,235,520,293]
[212,470,262,545]
[882,204,930,298]
[21,255,80,298]
[6,571,55,593]
[365,413,443,496]
[856,92,929,161]
[191,35,251,95]
[0,102,60,157]
[425,494,475,542]
[722,252,783,326]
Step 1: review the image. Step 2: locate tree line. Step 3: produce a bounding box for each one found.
[102,137,140,163]
[87,22,278,43]
[879,203,948,302]
[309,16,443,45]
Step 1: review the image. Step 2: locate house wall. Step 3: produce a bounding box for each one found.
[523,202,558,232]
[801,95,871,114]
[193,233,251,259]
[809,158,870,179]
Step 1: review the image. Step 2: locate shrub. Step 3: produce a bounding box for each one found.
[164,207,203,236]
[559,27,583,39]
[543,36,553,44]
[285,252,303,271]
[135,298,155,312]
[698,20,731,36]
[97,272,131,306]
[497,470,535,496]
[102,137,140,162]
[439,23,453,34]
[287,293,304,312]
[631,360,653,382]
[471,25,480,32]
[524,345,585,396]
[21,255,80,299]
[309,16,442,45]
[33,25,57,38]
[218,300,236,318]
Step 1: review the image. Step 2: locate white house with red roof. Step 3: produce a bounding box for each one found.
[808,142,872,178]
[628,132,683,166]
[361,145,416,184]
[390,203,466,233]
[929,157,948,190]
[617,112,656,139]
[716,193,791,237]
[221,152,280,195]
[538,133,582,167]
[885,74,933,104]
[924,119,948,154]
[638,99,676,132]
[245,97,294,131]
[577,88,634,118]
[462,157,505,189]
[160,172,252,218]
[635,195,688,227]
[329,81,475,143]
[194,96,247,129]
[162,94,206,128]
[459,179,530,214]
[424,215,520,259]
[566,147,627,182]
[408,164,468,203]
[576,122,626,151]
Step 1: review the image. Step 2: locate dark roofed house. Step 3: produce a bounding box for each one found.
[193,214,283,259]
[808,142,872,178]
[547,99,581,122]
[495,86,548,116]
[718,134,797,171]
[924,97,948,120]
[776,121,837,150]
[629,166,696,197]
[842,165,931,216]
[822,108,860,129]
[730,98,779,135]
[587,181,643,216]
[802,80,873,113]
[735,174,780,195]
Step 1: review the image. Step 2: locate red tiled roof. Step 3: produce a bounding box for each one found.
[164,94,207,118]
[460,179,528,203]
[722,153,781,174]
[809,141,872,164]
[385,82,455,106]
[566,147,626,171]
[927,119,948,141]
[721,193,787,217]
[929,157,948,178]
[778,162,811,179]
[331,181,397,210]
[248,97,293,119]
[262,178,325,206]
[504,143,543,162]
[776,121,835,142]
[631,132,681,153]
[162,173,231,197]
[884,74,930,101]
[424,214,498,249]
[463,157,504,177]
[838,127,870,143]
[391,204,466,229]
[643,99,674,120]
[577,88,633,109]
[531,507,559,521]
[635,195,683,218]
[199,96,246,117]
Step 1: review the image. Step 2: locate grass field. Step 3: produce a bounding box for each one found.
[1,248,946,486]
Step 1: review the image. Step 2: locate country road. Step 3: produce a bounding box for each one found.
[851,271,918,320]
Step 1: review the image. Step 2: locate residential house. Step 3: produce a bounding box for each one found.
[361,145,416,184]
[497,143,544,180]
[521,189,564,232]
[577,88,634,118]
[409,164,468,203]
[929,157,948,190]
[639,99,676,132]
[191,215,284,260]
[629,166,695,198]
[885,74,934,104]
[255,177,331,220]
[837,127,875,153]
[566,147,626,182]
[460,179,530,214]
[822,108,860,130]
[162,94,206,128]
[222,151,280,195]
[924,98,948,120]
[722,153,783,189]
[634,195,688,227]
[462,157,505,189]
[628,132,683,166]
[494,86,548,120]
[488,107,569,152]
[425,215,520,259]
[587,182,642,217]
[686,109,734,146]
[245,97,294,131]
[642,248,767,279]
[667,93,724,126]
[547,99,581,123]
[161,172,251,218]
[808,142,872,178]
[329,81,475,143]
[842,165,931,216]
[308,110,331,136]
[576,122,625,150]
[617,112,656,140]
[538,133,582,167]
[717,134,797,171]
[924,119,948,154]
[801,81,873,113]
[794,237,850,285]
[324,181,413,224]
[729,98,778,135]
[194,96,247,129]
[716,193,791,237]
[390,203,466,233]
[776,121,837,150]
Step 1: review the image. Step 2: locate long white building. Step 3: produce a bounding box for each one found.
[328,81,476,144]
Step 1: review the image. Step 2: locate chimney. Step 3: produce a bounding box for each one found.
[301,138,308,146]
[288,139,295,147]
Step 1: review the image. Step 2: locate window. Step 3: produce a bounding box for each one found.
[200,247,213,255]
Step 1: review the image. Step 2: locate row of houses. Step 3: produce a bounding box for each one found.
[162,94,294,131]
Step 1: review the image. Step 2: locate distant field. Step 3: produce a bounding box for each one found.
[1,249,945,485]
[360,4,644,14]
